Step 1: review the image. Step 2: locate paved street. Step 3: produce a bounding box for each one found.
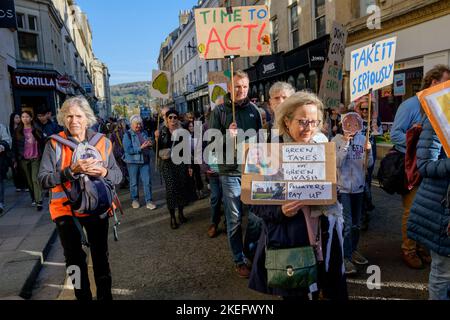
[24,168,430,301]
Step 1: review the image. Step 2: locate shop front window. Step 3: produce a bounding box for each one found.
[258,84,264,102]
[296,73,306,90]
[18,32,39,62]
[251,85,258,99]
[264,82,271,102]
[308,70,318,93]
[288,76,296,89]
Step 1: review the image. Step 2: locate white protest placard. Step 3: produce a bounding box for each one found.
[194,5,271,60]
[287,182,333,201]
[150,70,171,99]
[318,22,348,109]
[350,37,397,102]
[282,163,326,181]
[282,144,326,162]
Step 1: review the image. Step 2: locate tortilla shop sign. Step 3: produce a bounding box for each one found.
[12,72,56,89]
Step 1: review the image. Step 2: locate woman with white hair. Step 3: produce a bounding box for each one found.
[123,114,156,210]
[38,96,122,300]
[248,91,347,300]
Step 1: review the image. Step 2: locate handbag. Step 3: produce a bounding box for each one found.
[158,148,171,160]
[265,246,318,290]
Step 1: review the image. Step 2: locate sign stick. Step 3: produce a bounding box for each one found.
[155,99,162,171]
[228,55,237,151]
[364,90,373,173]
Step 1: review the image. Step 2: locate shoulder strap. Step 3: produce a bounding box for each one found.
[88,132,104,147]
[50,134,78,150]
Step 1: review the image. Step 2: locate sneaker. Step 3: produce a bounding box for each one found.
[352,251,369,265]
[344,259,357,275]
[207,224,218,238]
[146,202,157,210]
[132,200,140,209]
[37,202,43,212]
[0,203,4,216]
[16,189,21,192]
[235,264,251,278]
[31,201,36,207]
[402,251,424,269]
[24,189,30,192]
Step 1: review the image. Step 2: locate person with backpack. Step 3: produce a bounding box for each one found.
[391,65,450,269]
[123,115,156,210]
[208,70,263,278]
[38,96,122,300]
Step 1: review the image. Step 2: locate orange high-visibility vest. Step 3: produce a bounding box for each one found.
[49,131,112,221]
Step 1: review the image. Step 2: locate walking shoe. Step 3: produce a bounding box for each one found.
[146,202,157,210]
[37,202,43,212]
[207,224,218,238]
[24,189,29,192]
[402,251,424,269]
[132,200,140,209]
[235,264,251,278]
[0,203,4,216]
[417,247,432,265]
[352,251,369,265]
[344,259,357,275]
[16,188,21,192]
[31,201,36,207]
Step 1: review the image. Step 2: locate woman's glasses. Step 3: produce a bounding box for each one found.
[294,119,321,128]
[168,116,178,120]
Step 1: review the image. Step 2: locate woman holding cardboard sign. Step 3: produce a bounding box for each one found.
[248,91,347,300]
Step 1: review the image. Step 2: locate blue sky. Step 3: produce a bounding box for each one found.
[77,0,198,85]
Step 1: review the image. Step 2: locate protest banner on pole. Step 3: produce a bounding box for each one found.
[318,22,347,109]
[241,143,337,205]
[194,5,272,60]
[150,70,171,99]
[350,37,397,102]
[417,80,450,157]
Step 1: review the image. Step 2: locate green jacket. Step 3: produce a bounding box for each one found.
[208,94,262,176]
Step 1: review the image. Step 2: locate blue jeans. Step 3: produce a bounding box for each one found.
[220,176,260,265]
[209,176,223,225]
[0,175,4,204]
[429,250,450,300]
[339,192,364,260]
[127,163,153,203]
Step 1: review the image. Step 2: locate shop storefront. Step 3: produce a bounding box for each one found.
[12,71,58,116]
[187,86,209,115]
[246,35,329,102]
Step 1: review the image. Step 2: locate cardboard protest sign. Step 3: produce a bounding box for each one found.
[194,5,271,60]
[241,143,337,205]
[417,80,450,157]
[318,22,347,109]
[350,37,397,102]
[150,70,170,99]
[208,71,230,110]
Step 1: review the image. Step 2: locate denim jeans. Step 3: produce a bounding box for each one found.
[209,176,223,226]
[339,192,364,260]
[429,250,450,300]
[220,175,260,265]
[127,163,153,203]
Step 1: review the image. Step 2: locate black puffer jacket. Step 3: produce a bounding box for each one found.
[13,125,45,161]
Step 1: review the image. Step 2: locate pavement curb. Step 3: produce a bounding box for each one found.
[0,212,58,300]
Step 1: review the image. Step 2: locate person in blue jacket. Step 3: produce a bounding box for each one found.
[408,114,450,300]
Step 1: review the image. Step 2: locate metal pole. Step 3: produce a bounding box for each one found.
[364,90,373,173]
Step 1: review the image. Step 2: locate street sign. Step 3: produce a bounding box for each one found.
[0,0,17,29]
[194,5,271,60]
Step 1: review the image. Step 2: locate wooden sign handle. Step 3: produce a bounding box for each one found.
[364,90,373,174]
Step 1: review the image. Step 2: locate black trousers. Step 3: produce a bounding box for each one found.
[55,215,112,300]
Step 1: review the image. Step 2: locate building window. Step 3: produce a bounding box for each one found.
[194,70,197,85]
[215,60,219,71]
[185,47,187,62]
[189,72,192,85]
[199,66,202,83]
[313,0,326,39]
[289,3,299,49]
[28,15,38,31]
[206,61,209,72]
[271,17,279,53]
[18,32,39,62]
[258,83,264,101]
[296,73,306,90]
[16,13,25,29]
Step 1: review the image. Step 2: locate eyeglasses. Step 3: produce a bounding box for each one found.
[360,108,369,111]
[168,116,178,120]
[294,119,321,128]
